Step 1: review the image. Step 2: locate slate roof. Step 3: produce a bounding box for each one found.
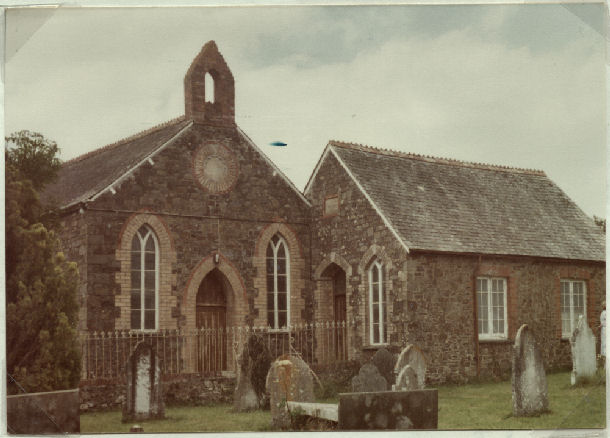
[42,117,192,208]
[41,116,311,209]
[329,141,605,261]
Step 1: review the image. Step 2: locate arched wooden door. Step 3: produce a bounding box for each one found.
[196,269,227,374]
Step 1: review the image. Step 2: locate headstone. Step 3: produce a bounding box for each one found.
[265,354,315,429]
[234,334,272,411]
[511,324,549,416]
[371,348,397,388]
[351,363,387,393]
[394,344,426,389]
[122,342,164,422]
[395,364,421,391]
[570,315,597,384]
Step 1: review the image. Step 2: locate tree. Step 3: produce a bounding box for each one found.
[6,130,61,191]
[5,133,80,394]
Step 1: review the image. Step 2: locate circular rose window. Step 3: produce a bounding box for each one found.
[193,143,239,194]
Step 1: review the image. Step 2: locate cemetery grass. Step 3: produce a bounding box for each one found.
[80,404,272,433]
[437,370,606,429]
[81,370,605,432]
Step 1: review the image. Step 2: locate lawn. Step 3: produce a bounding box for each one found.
[81,370,605,433]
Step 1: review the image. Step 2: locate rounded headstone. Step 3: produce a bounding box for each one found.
[265,354,315,428]
[394,344,426,389]
[351,363,387,393]
[371,348,397,387]
[569,315,597,384]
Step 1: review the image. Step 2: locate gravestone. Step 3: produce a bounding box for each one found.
[234,334,272,411]
[122,342,164,422]
[351,363,387,393]
[395,364,420,391]
[570,315,597,384]
[511,324,549,416]
[394,344,426,389]
[371,348,397,388]
[265,354,315,428]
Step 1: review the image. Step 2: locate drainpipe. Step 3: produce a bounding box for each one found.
[473,255,481,378]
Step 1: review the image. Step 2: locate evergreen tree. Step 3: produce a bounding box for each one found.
[5,133,81,394]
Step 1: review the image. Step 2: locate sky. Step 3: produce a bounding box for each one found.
[4,2,607,219]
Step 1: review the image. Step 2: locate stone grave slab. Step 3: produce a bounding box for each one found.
[265,354,315,428]
[122,342,164,422]
[512,324,549,416]
[570,315,597,384]
[394,344,426,389]
[338,389,438,430]
[351,363,387,393]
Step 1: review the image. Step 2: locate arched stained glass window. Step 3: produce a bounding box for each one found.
[266,234,289,329]
[368,260,386,344]
[130,225,159,330]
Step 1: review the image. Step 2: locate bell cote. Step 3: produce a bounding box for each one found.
[184,41,235,126]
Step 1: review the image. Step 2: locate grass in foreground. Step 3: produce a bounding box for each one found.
[81,370,605,433]
[80,405,271,433]
[437,370,606,429]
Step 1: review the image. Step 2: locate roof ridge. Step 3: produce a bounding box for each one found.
[63,116,186,165]
[329,140,546,176]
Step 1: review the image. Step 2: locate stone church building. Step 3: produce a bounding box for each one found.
[43,41,605,383]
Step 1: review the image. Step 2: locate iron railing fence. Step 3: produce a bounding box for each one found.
[80,320,354,382]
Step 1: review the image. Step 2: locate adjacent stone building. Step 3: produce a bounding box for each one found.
[43,40,605,384]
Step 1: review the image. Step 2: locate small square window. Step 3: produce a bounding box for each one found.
[324,195,339,217]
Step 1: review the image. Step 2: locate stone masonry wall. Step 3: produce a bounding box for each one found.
[79,375,235,412]
[81,123,312,337]
[308,150,410,360]
[406,252,605,383]
[58,211,88,332]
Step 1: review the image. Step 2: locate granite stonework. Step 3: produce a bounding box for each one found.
[570,315,597,385]
[7,389,80,434]
[266,355,315,428]
[338,389,438,430]
[512,324,549,416]
[394,344,426,389]
[371,348,397,388]
[234,334,272,411]
[351,363,387,393]
[122,342,164,422]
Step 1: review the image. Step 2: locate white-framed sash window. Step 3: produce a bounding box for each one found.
[477,277,508,340]
[561,279,586,338]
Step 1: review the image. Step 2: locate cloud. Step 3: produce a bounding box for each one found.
[5,4,605,218]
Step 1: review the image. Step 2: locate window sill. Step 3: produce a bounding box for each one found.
[362,344,390,350]
[478,337,511,344]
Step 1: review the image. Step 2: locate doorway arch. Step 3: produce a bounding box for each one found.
[196,268,228,373]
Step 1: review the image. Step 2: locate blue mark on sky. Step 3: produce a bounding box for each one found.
[269,141,287,147]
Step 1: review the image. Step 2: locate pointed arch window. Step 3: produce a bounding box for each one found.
[266,234,290,329]
[368,260,386,344]
[130,225,159,330]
